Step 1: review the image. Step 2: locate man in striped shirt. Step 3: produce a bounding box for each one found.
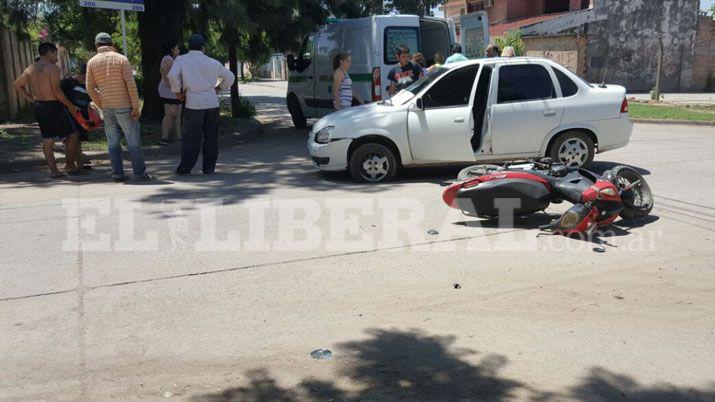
[86,32,151,182]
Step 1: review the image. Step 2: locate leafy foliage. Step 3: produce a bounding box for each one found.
[493,30,525,56]
[386,0,446,16]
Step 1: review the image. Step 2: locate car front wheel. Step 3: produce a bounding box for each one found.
[550,131,594,168]
[349,143,397,183]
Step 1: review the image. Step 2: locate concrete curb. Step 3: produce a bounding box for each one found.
[0,118,263,173]
[631,118,715,127]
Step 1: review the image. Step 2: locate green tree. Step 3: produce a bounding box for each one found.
[329,0,385,17]
[137,0,188,121]
[494,30,525,56]
[386,0,445,16]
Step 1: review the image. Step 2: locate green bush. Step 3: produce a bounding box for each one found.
[237,96,257,119]
[494,30,525,56]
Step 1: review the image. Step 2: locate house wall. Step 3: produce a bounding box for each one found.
[585,0,701,92]
[523,34,587,76]
[506,0,544,21]
[693,15,715,91]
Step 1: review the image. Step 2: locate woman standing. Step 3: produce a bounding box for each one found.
[158,42,182,146]
[332,53,364,111]
[412,52,429,77]
[501,46,516,58]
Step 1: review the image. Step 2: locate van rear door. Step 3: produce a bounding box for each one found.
[419,17,452,66]
[460,11,490,59]
[291,34,317,117]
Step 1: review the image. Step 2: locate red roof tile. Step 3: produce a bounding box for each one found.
[489,12,571,37]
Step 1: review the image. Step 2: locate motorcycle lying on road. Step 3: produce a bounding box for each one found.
[442,159,654,236]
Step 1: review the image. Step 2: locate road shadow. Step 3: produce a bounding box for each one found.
[590,161,651,176]
[540,367,715,401]
[191,328,523,401]
[190,328,715,402]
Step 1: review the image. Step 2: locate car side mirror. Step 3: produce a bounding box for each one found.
[415,98,424,110]
[287,54,296,71]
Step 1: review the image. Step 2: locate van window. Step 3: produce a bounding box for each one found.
[553,67,579,97]
[423,64,479,108]
[497,64,556,104]
[342,27,369,67]
[384,27,420,65]
[302,34,315,60]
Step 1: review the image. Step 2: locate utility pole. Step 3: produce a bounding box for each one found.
[654,34,663,102]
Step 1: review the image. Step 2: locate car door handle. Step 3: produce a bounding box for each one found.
[454,117,465,123]
[543,110,557,117]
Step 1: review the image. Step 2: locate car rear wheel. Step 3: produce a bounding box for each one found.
[550,131,594,168]
[288,95,307,129]
[349,143,397,183]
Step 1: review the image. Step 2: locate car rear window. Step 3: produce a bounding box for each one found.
[553,67,579,97]
[497,64,556,104]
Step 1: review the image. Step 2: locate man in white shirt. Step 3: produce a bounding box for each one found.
[168,33,235,175]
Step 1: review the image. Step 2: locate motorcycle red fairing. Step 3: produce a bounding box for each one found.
[443,166,632,236]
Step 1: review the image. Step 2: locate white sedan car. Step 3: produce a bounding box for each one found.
[308,57,632,183]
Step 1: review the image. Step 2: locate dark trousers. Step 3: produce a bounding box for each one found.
[177,107,220,173]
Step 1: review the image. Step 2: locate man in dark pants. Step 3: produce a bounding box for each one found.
[168,34,235,175]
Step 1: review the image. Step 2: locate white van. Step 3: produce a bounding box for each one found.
[286,13,490,128]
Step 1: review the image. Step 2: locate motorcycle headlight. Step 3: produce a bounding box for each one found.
[558,204,589,229]
[315,126,334,144]
[559,211,583,229]
[599,187,617,197]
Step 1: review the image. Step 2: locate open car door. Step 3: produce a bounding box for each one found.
[460,11,490,59]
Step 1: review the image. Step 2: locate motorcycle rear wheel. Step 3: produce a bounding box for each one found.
[611,166,653,220]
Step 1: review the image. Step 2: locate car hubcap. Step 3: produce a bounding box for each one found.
[361,154,389,182]
[558,138,589,167]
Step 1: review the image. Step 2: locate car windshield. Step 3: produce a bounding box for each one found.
[389,67,451,105]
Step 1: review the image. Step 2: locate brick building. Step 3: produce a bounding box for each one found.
[442,0,714,92]
[443,0,591,39]
[520,0,714,92]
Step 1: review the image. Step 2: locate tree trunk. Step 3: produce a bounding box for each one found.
[240,61,245,82]
[228,45,240,118]
[138,0,186,122]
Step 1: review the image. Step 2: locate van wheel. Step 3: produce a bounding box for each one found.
[349,143,397,183]
[288,95,307,129]
[550,131,594,168]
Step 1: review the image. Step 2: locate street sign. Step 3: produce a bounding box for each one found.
[78,0,145,12]
[78,0,144,56]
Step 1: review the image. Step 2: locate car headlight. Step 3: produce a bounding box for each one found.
[315,126,334,144]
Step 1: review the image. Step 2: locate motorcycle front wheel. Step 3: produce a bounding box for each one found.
[611,166,654,220]
[457,164,503,181]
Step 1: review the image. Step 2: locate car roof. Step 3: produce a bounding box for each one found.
[445,56,558,68]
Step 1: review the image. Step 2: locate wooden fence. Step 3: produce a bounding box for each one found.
[0,26,71,120]
[0,26,35,120]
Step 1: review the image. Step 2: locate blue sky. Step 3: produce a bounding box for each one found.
[702,0,714,11]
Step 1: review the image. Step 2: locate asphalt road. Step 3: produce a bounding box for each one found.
[1,81,714,401]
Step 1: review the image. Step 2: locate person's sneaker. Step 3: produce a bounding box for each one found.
[112,174,129,182]
[135,173,155,182]
[158,140,169,146]
[202,170,215,175]
[175,169,191,176]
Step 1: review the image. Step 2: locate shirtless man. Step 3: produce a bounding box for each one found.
[13,42,81,178]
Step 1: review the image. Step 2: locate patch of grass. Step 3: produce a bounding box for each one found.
[629,103,715,122]
[81,121,163,152]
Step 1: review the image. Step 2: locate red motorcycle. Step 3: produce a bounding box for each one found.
[442,160,653,236]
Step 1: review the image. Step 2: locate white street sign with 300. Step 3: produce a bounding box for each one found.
[79,0,145,12]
